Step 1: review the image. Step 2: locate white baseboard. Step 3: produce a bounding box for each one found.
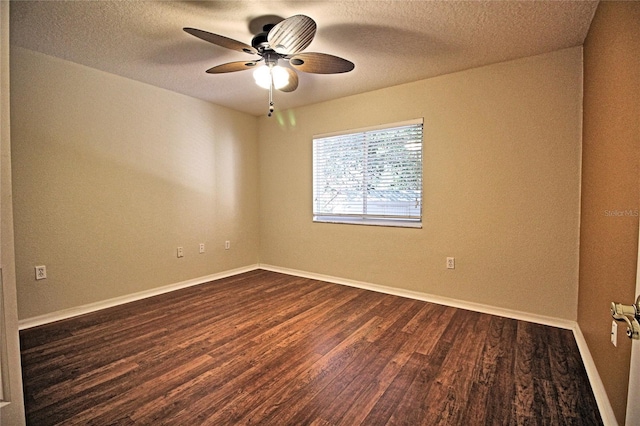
[18,264,260,330]
[259,264,575,329]
[572,325,618,426]
[259,263,617,425]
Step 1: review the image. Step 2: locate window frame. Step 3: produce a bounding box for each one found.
[312,118,423,228]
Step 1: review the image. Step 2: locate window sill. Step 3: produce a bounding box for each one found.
[313,216,422,229]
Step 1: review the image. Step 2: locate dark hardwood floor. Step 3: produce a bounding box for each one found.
[20,269,603,425]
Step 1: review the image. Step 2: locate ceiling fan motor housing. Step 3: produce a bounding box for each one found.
[251,24,275,51]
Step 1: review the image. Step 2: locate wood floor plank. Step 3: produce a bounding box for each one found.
[281,302,426,425]
[420,310,492,425]
[243,315,384,425]
[162,297,370,424]
[322,303,440,424]
[464,315,518,425]
[20,270,603,425]
[337,306,446,425]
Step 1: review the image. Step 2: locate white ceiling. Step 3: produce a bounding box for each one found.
[10,1,598,117]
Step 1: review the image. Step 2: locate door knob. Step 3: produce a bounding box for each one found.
[611,296,640,340]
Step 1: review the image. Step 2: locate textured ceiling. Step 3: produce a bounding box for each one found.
[10,1,598,117]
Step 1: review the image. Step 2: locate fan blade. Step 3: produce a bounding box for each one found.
[184,27,257,55]
[267,15,316,55]
[289,53,355,74]
[206,61,259,74]
[278,68,299,92]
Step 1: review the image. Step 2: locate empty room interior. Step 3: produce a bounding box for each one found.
[1,1,639,425]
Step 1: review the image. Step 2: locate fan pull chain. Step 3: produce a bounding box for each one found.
[267,70,275,117]
[268,81,274,117]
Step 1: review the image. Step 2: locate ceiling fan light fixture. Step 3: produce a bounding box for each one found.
[253,65,289,90]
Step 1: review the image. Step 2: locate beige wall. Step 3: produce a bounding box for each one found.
[1,1,26,424]
[259,47,583,320]
[579,2,640,424]
[11,47,260,320]
[11,47,584,323]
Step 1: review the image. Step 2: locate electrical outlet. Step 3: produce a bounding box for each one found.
[225,241,230,250]
[446,257,455,269]
[199,243,205,254]
[611,320,618,347]
[177,247,184,258]
[35,265,47,280]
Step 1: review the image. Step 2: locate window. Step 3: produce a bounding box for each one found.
[313,119,423,228]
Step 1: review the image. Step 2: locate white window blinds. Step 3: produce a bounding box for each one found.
[313,119,423,227]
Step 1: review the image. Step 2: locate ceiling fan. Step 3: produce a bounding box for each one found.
[184,14,355,116]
